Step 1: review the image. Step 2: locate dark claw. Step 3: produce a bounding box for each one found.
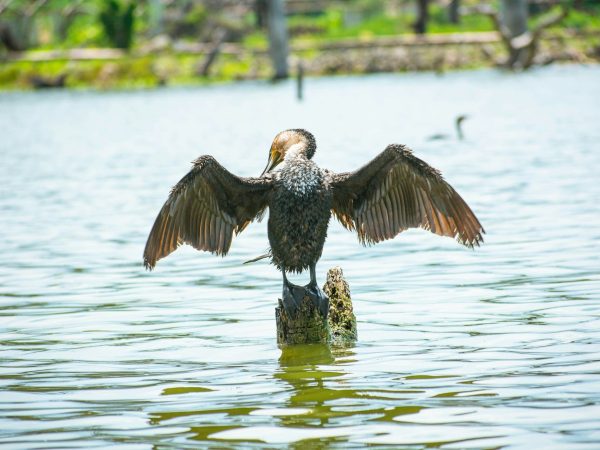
[317,286,329,319]
[307,283,329,319]
[282,282,305,318]
[282,281,329,319]
[318,292,329,319]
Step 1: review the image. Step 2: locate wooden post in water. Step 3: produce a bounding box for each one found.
[275,267,357,346]
[296,60,304,101]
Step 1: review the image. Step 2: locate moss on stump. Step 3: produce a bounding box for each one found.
[275,266,357,347]
[323,266,358,346]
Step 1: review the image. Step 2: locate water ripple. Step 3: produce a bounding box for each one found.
[1,65,600,448]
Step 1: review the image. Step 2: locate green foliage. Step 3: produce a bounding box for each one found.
[286,2,599,40]
[0,52,271,90]
[555,6,600,30]
[242,31,268,49]
[1,0,598,91]
[184,4,208,29]
[288,9,345,38]
[0,64,22,87]
[99,0,136,49]
[2,0,596,55]
[60,14,104,48]
[167,3,208,38]
[354,0,385,18]
[288,4,495,40]
[217,54,252,81]
[339,14,410,37]
[427,4,493,33]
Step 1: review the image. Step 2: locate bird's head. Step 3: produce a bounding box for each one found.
[261,129,316,176]
[455,115,468,140]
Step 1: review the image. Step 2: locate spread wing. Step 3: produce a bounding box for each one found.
[143,155,272,269]
[331,144,484,247]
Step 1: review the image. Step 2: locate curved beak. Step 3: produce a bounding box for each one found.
[260,147,283,177]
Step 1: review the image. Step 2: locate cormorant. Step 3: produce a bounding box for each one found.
[143,129,484,317]
[427,115,468,141]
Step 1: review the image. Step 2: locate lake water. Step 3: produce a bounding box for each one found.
[1,65,600,449]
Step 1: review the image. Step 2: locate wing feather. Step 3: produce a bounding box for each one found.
[381,194,393,239]
[143,155,272,269]
[331,144,484,247]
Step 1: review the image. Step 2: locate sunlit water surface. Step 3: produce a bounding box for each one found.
[1,65,600,449]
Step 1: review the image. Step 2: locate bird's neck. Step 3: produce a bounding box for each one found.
[284,143,309,163]
[455,119,464,140]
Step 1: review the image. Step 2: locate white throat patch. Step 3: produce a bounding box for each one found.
[283,143,305,163]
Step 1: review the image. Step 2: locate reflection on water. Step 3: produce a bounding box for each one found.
[2,65,600,448]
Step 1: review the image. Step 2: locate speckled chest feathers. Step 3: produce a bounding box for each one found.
[268,156,332,273]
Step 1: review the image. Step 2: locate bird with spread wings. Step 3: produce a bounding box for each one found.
[144,129,483,317]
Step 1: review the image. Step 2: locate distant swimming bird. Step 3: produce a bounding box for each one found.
[427,115,468,141]
[143,129,484,317]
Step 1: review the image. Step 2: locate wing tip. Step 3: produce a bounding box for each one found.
[143,256,156,271]
[459,228,485,249]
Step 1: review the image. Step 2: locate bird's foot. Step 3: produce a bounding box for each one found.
[282,282,306,319]
[281,282,329,320]
[306,283,329,319]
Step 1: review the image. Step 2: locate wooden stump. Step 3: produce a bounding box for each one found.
[323,266,357,346]
[275,266,357,346]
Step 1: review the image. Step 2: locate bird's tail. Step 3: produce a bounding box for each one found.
[243,252,271,265]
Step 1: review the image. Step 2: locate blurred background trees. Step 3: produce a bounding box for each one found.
[0,0,51,51]
[1,0,597,50]
[267,0,289,79]
[99,0,135,49]
[0,0,598,87]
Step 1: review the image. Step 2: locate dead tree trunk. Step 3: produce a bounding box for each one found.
[255,0,268,28]
[267,0,289,79]
[30,73,67,89]
[276,267,357,346]
[500,0,529,67]
[196,28,228,77]
[323,267,357,345]
[448,0,460,24]
[147,0,164,37]
[414,0,429,35]
[0,0,49,51]
[481,2,568,69]
[0,17,33,51]
[275,294,330,345]
[0,22,22,51]
[501,0,528,36]
[52,1,84,43]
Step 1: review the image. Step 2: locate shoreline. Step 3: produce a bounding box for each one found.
[1,30,598,91]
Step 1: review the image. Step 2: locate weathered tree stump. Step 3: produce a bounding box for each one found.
[323,267,357,346]
[275,267,357,346]
[275,294,330,345]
